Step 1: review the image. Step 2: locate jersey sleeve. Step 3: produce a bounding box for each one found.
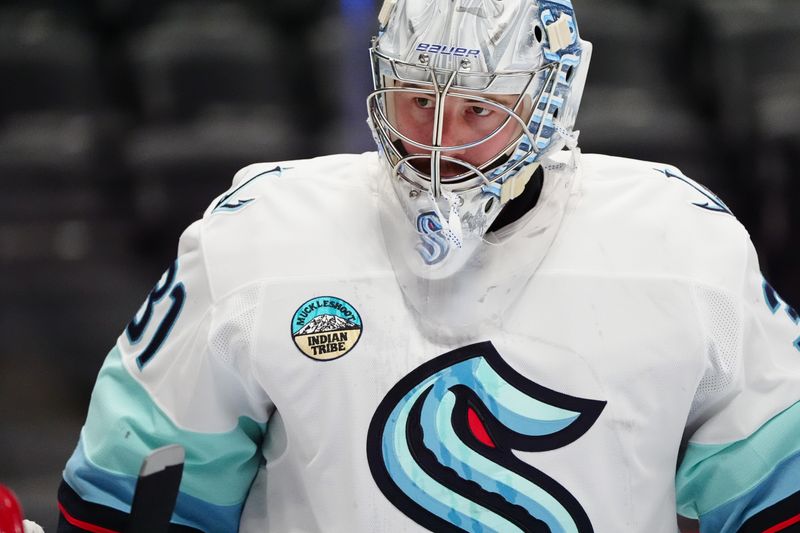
[675,236,800,532]
[57,219,273,532]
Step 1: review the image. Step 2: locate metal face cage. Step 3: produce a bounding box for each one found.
[368,46,560,198]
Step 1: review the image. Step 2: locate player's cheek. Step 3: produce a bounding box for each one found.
[400,137,431,157]
[399,116,433,146]
[467,112,505,141]
[465,131,510,164]
[492,118,522,149]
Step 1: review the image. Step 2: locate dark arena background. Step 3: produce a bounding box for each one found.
[0,0,798,529]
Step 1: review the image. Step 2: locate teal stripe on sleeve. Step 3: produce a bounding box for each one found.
[64,434,244,531]
[78,346,267,508]
[676,400,800,518]
[694,450,800,533]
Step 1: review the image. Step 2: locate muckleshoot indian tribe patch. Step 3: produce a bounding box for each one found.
[291,296,363,361]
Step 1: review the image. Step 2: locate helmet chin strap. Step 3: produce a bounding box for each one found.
[427,187,464,249]
[544,119,581,173]
[553,118,580,152]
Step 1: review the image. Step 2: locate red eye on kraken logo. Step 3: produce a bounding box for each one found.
[467,406,496,448]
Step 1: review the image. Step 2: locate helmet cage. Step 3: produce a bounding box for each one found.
[368,45,563,198]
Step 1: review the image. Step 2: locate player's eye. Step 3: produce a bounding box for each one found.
[470,105,492,117]
[414,96,435,109]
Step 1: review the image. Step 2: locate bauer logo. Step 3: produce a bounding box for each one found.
[416,43,480,58]
[291,296,363,361]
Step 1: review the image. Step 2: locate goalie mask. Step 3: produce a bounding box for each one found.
[368,0,591,333]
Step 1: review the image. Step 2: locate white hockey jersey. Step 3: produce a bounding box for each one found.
[59,151,800,532]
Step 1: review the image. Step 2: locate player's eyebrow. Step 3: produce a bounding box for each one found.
[395,81,519,106]
[462,95,517,106]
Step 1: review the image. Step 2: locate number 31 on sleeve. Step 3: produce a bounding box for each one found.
[126,261,187,370]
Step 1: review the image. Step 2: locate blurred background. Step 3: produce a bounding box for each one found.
[0,0,797,529]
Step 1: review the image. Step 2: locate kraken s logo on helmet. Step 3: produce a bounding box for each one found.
[367,342,606,532]
[416,212,449,265]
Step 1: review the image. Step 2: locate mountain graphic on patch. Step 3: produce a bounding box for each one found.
[291,296,363,361]
[297,314,359,335]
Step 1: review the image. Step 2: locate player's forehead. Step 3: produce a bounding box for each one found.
[393,81,520,107]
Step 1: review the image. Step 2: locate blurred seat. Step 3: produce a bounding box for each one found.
[0,4,143,436]
[94,0,274,31]
[0,112,128,221]
[576,86,730,200]
[0,115,138,411]
[0,6,129,225]
[753,77,800,230]
[0,247,156,404]
[313,14,374,155]
[578,1,676,92]
[754,79,800,144]
[0,8,106,117]
[690,0,800,147]
[261,0,335,28]
[0,112,153,407]
[575,0,718,196]
[127,2,283,122]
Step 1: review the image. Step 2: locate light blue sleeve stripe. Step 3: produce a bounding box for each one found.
[66,346,267,520]
[63,435,243,531]
[676,401,800,519]
[64,434,139,511]
[695,450,800,533]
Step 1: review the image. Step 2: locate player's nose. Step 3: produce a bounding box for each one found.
[439,109,470,154]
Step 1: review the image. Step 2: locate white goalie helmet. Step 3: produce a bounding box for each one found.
[368,0,591,334]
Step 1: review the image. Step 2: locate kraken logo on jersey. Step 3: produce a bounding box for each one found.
[367,342,605,532]
[291,296,363,361]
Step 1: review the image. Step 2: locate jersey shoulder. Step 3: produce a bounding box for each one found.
[210,152,379,211]
[180,152,388,300]
[579,154,732,216]
[550,153,750,292]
